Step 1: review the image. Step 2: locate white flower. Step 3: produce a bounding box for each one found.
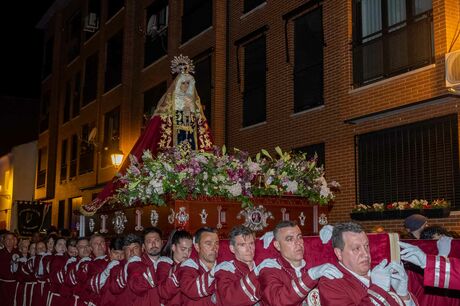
[247,161,261,173]
[320,185,331,198]
[149,179,164,195]
[226,183,242,197]
[283,181,298,193]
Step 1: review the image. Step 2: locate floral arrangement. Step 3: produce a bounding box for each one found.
[352,198,450,212]
[114,143,340,208]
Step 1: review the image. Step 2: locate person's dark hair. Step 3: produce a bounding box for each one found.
[55,237,66,246]
[66,238,78,248]
[162,230,193,258]
[194,227,217,244]
[77,236,89,243]
[143,227,163,242]
[60,228,71,237]
[123,234,142,247]
[229,225,254,246]
[47,226,58,235]
[420,226,449,240]
[332,222,364,250]
[110,237,125,251]
[273,220,297,240]
[46,233,58,244]
[90,233,105,243]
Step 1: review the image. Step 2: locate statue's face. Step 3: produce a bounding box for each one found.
[180,80,190,93]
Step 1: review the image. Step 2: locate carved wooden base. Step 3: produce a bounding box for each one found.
[77,196,332,238]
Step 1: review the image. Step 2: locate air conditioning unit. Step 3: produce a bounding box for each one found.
[445,50,460,88]
[84,12,99,32]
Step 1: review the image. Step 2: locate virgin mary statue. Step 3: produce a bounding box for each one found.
[81,55,213,215]
[153,55,213,151]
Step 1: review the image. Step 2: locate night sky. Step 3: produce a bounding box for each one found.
[0,1,54,98]
[0,1,54,155]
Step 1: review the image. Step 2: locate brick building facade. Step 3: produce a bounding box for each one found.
[36,0,460,234]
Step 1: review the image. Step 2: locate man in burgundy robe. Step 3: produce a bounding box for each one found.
[400,241,460,291]
[319,222,418,305]
[0,232,19,306]
[258,221,343,306]
[158,230,193,306]
[214,225,260,305]
[128,227,173,306]
[176,227,219,305]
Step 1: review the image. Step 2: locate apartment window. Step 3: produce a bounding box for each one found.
[63,73,81,123]
[102,108,120,167]
[79,123,95,174]
[73,72,82,117]
[66,11,82,63]
[143,81,167,128]
[70,134,78,178]
[84,0,101,41]
[42,37,53,79]
[294,7,323,112]
[107,0,124,20]
[244,0,265,13]
[144,0,168,67]
[352,0,433,86]
[194,52,212,124]
[63,82,71,123]
[105,31,123,92]
[182,0,212,43]
[39,92,50,133]
[37,147,47,188]
[295,142,325,168]
[82,52,98,106]
[357,115,460,207]
[243,35,266,127]
[60,139,68,182]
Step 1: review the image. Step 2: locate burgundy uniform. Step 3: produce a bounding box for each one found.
[128,254,173,306]
[46,254,69,306]
[424,254,460,291]
[215,259,260,306]
[158,262,182,306]
[0,247,19,306]
[32,253,53,306]
[176,258,216,305]
[84,255,109,305]
[318,263,418,306]
[104,259,139,306]
[258,256,318,306]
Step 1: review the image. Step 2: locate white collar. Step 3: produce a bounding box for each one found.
[339,262,370,287]
[199,259,216,272]
[289,259,306,278]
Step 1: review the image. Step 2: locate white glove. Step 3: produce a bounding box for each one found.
[65,257,77,272]
[437,236,452,257]
[77,256,92,270]
[260,231,274,249]
[370,259,392,291]
[99,260,120,289]
[399,241,427,268]
[212,261,235,276]
[389,261,409,297]
[255,258,281,276]
[124,256,142,281]
[319,225,334,244]
[308,263,343,280]
[127,255,142,263]
[12,254,20,262]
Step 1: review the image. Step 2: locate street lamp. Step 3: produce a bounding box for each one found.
[110,148,124,168]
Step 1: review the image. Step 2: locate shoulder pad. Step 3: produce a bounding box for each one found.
[158,256,173,265]
[181,258,199,270]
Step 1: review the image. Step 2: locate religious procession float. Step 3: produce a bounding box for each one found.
[78,55,340,238]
